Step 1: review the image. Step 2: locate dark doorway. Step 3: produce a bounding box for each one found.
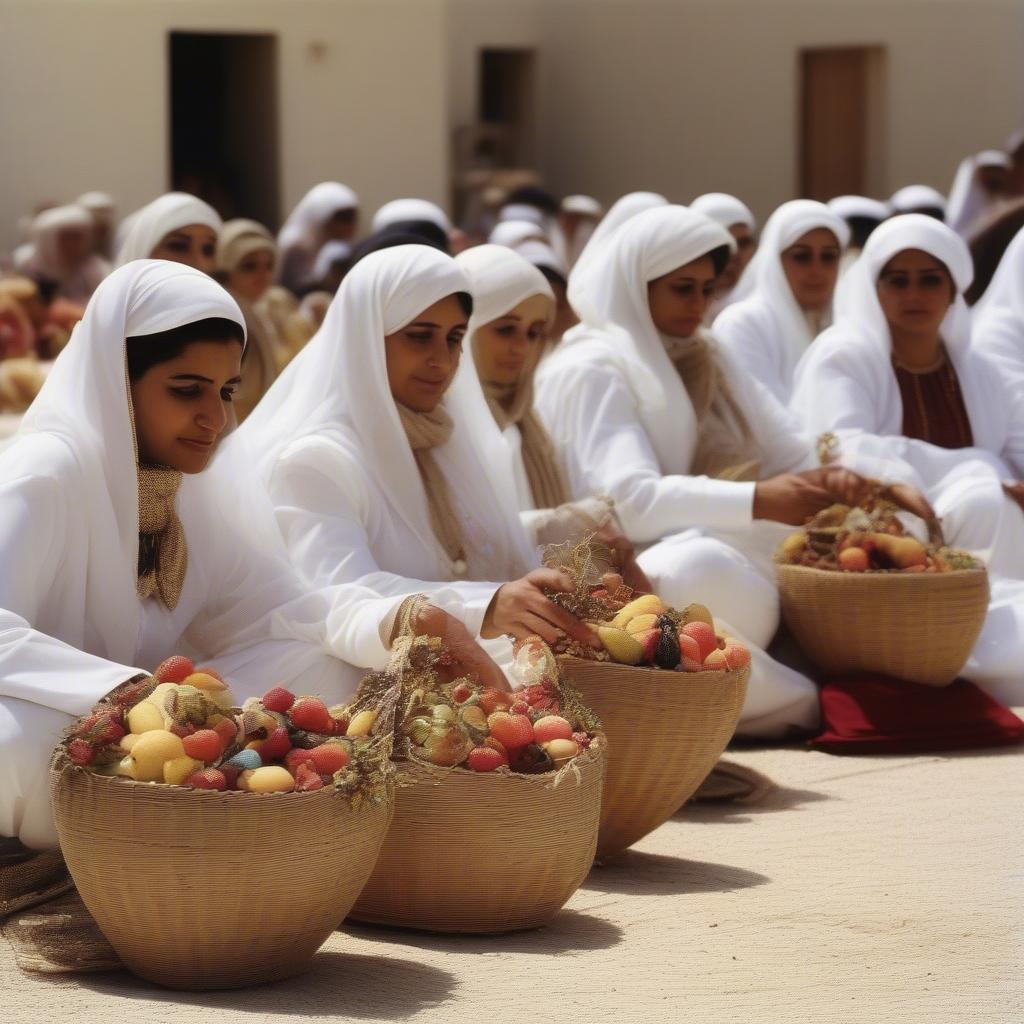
[169,32,280,228]
[800,46,886,200]
[479,48,536,166]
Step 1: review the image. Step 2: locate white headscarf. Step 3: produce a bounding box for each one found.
[498,204,548,228]
[828,195,890,223]
[514,239,568,279]
[277,182,359,252]
[371,198,451,235]
[76,192,115,217]
[9,261,245,664]
[567,191,669,322]
[561,195,603,218]
[713,200,849,399]
[115,193,222,267]
[691,193,756,231]
[889,185,947,216]
[541,205,734,476]
[457,245,554,335]
[946,150,1012,239]
[233,244,534,581]
[791,215,1002,448]
[312,240,353,282]
[488,220,549,248]
[25,205,94,278]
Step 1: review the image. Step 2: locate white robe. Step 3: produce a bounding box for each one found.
[537,205,821,738]
[714,200,849,403]
[0,261,397,848]
[791,214,1024,703]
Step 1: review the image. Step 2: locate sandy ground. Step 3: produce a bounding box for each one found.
[5,741,1022,1024]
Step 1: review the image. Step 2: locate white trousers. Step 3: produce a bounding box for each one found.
[637,525,820,739]
[0,697,73,850]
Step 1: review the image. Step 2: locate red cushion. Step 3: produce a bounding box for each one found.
[811,676,1024,755]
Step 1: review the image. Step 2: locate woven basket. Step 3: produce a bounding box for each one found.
[776,562,989,685]
[348,742,606,933]
[557,658,748,860]
[49,750,393,990]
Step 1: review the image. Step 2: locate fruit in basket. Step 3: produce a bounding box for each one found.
[345,709,377,737]
[289,697,332,733]
[723,640,752,670]
[226,748,262,771]
[185,767,227,790]
[838,546,870,572]
[467,746,508,772]
[541,738,580,767]
[486,712,535,751]
[680,603,715,626]
[261,686,296,714]
[680,621,718,662]
[308,743,351,775]
[597,626,644,665]
[256,727,292,763]
[154,655,194,683]
[533,715,573,743]
[611,594,666,630]
[163,755,203,786]
[129,730,186,782]
[703,649,728,671]
[238,766,296,794]
[127,700,165,735]
[181,728,225,763]
[625,613,659,635]
[654,621,682,670]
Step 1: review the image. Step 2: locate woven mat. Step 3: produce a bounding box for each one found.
[2,889,120,974]
[689,758,776,803]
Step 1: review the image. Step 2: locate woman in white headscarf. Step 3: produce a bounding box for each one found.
[969,223,1024,394]
[0,259,499,850]
[536,205,879,737]
[946,151,1012,240]
[20,205,109,304]
[488,220,549,249]
[277,182,359,294]
[690,192,758,319]
[371,199,451,248]
[556,195,603,268]
[76,191,117,259]
[455,244,648,588]
[215,219,286,420]
[115,192,222,272]
[791,215,1024,703]
[889,185,947,220]
[713,200,849,403]
[233,244,598,662]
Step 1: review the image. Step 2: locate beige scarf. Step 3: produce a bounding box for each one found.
[664,330,761,482]
[396,404,468,575]
[481,371,571,510]
[136,464,188,610]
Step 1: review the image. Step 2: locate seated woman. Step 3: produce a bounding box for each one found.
[276,182,359,295]
[455,244,647,588]
[216,219,289,420]
[792,214,1024,704]
[713,200,849,403]
[536,204,875,738]
[234,244,597,663]
[690,192,758,320]
[0,259,495,850]
[19,205,109,305]
[115,192,222,273]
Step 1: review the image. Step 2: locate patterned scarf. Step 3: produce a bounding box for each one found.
[136,464,187,610]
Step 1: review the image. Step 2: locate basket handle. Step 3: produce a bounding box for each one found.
[876,483,945,547]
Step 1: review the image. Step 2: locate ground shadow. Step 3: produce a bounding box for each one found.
[581,851,769,896]
[345,907,624,956]
[49,950,456,1019]
[677,782,831,824]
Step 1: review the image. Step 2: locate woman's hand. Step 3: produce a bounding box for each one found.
[482,569,601,648]
[412,603,510,692]
[753,473,834,525]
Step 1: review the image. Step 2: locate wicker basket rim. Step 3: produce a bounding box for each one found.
[394,738,607,787]
[775,562,987,581]
[557,656,751,684]
[50,749,387,802]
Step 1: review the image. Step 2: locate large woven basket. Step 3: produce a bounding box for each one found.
[557,658,749,861]
[50,750,393,990]
[776,563,989,686]
[349,742,606,933]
